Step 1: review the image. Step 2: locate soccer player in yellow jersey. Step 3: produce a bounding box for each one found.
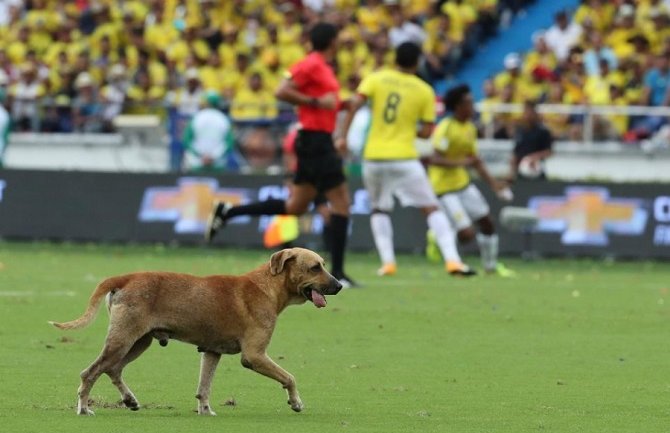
[427,84,515,277]
[337,42,475,277]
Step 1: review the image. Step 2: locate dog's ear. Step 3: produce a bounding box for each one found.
[270,249,297,275]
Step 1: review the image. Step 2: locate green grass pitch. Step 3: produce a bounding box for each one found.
[0,242,668,433]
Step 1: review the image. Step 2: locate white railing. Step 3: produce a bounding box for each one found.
[476,103,670,143]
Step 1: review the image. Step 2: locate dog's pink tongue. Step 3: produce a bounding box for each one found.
[311,291,327,308]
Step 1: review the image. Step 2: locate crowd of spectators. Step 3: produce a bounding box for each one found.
[0,0,531,133]
[0,0,544,173]
[482,0,670,142]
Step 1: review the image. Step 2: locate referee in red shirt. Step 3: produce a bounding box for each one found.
[206,22,357,288]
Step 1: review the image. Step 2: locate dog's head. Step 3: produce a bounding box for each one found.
[270,248,342,308]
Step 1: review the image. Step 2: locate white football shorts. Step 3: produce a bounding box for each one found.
[363,160,439,211]
[438,183,490,230]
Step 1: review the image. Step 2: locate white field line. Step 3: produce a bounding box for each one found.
[0,290,77,297]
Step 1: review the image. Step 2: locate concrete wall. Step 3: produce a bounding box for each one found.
[3,133,670,182]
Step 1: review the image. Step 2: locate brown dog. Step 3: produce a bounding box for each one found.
[49,248,342,416]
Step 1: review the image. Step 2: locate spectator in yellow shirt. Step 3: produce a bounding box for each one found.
[584,59,614,105]
[168,26,211,68]
[230,72,278,122]
[357,0,392,36]
[637,0,670,27]
[478,78,499,128]
[518,66,550,102]
[237,14,269,53]
[440,0,477,44]
[218,25,239,69]
[90,35,119,84]
[277,3,301,47]
[360,46,393,77]
[606,5,640,58]
[90,5,122,53]
[27,17,52,56]
[199,52,226,92]
[494,52,523,93]
[524,32,558,76]
[561,53,587,104]
[135,50,168,88]
[336,30,368,81]
[574,0,615,32]
[608,84,630,137]
[493,83,521,139]
[258,51,282,93]
[144,4,179,53]
[6,26,29,65]
[221,52,252,99]
[126,71,166,115]
[44,23,83,66]
[644,11,670,55]
[422,13,461,79]
[543,82,571,139]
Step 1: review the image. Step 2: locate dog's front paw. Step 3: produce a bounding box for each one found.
[77,407,95,416]
[122,395,140,411]
[288,399,304,412]
[198,406,217,416]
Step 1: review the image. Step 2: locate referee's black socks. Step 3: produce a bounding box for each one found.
[329,214,349,275]
[225,199,286,219]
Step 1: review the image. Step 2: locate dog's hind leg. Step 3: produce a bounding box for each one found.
[195,351,221,415]
[107,334,153,411]
[241,338,303,412]
[76,310,148,415]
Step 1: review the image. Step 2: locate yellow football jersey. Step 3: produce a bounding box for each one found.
[358,69,435,160]
[428,117,478,194]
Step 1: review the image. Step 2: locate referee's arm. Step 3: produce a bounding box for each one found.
[275,78,336,109]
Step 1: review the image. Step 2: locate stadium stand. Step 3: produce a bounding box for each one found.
[481,0,670,142]
[0,0,534,170]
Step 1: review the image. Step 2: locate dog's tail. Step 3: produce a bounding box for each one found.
[49,275,130,330]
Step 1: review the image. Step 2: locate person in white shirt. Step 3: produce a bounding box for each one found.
[388,6,426,48]
[100,64,128,132]
[10,64,44,131]
[182,90,233,172]
[166,68,203,117]
[544,10,582,61]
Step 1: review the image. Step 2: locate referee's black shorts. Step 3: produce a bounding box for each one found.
[294,130,346,193]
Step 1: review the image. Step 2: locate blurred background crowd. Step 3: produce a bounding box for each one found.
[482,0,670,141]
[1,0,668,171]
[0,0,527,131]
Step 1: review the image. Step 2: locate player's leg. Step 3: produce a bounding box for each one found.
[461,185,514,276]
[363,162,397,276]
[421,204,476,276]
[459,184,495,270]
[370,210,396,275]
[438,191,477,244]
[205,176,317,242]
[432,192,478,275]
[394,161,475,276]
[314,195,332,251]
[474,215,497,271]
[323,181,357,287]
